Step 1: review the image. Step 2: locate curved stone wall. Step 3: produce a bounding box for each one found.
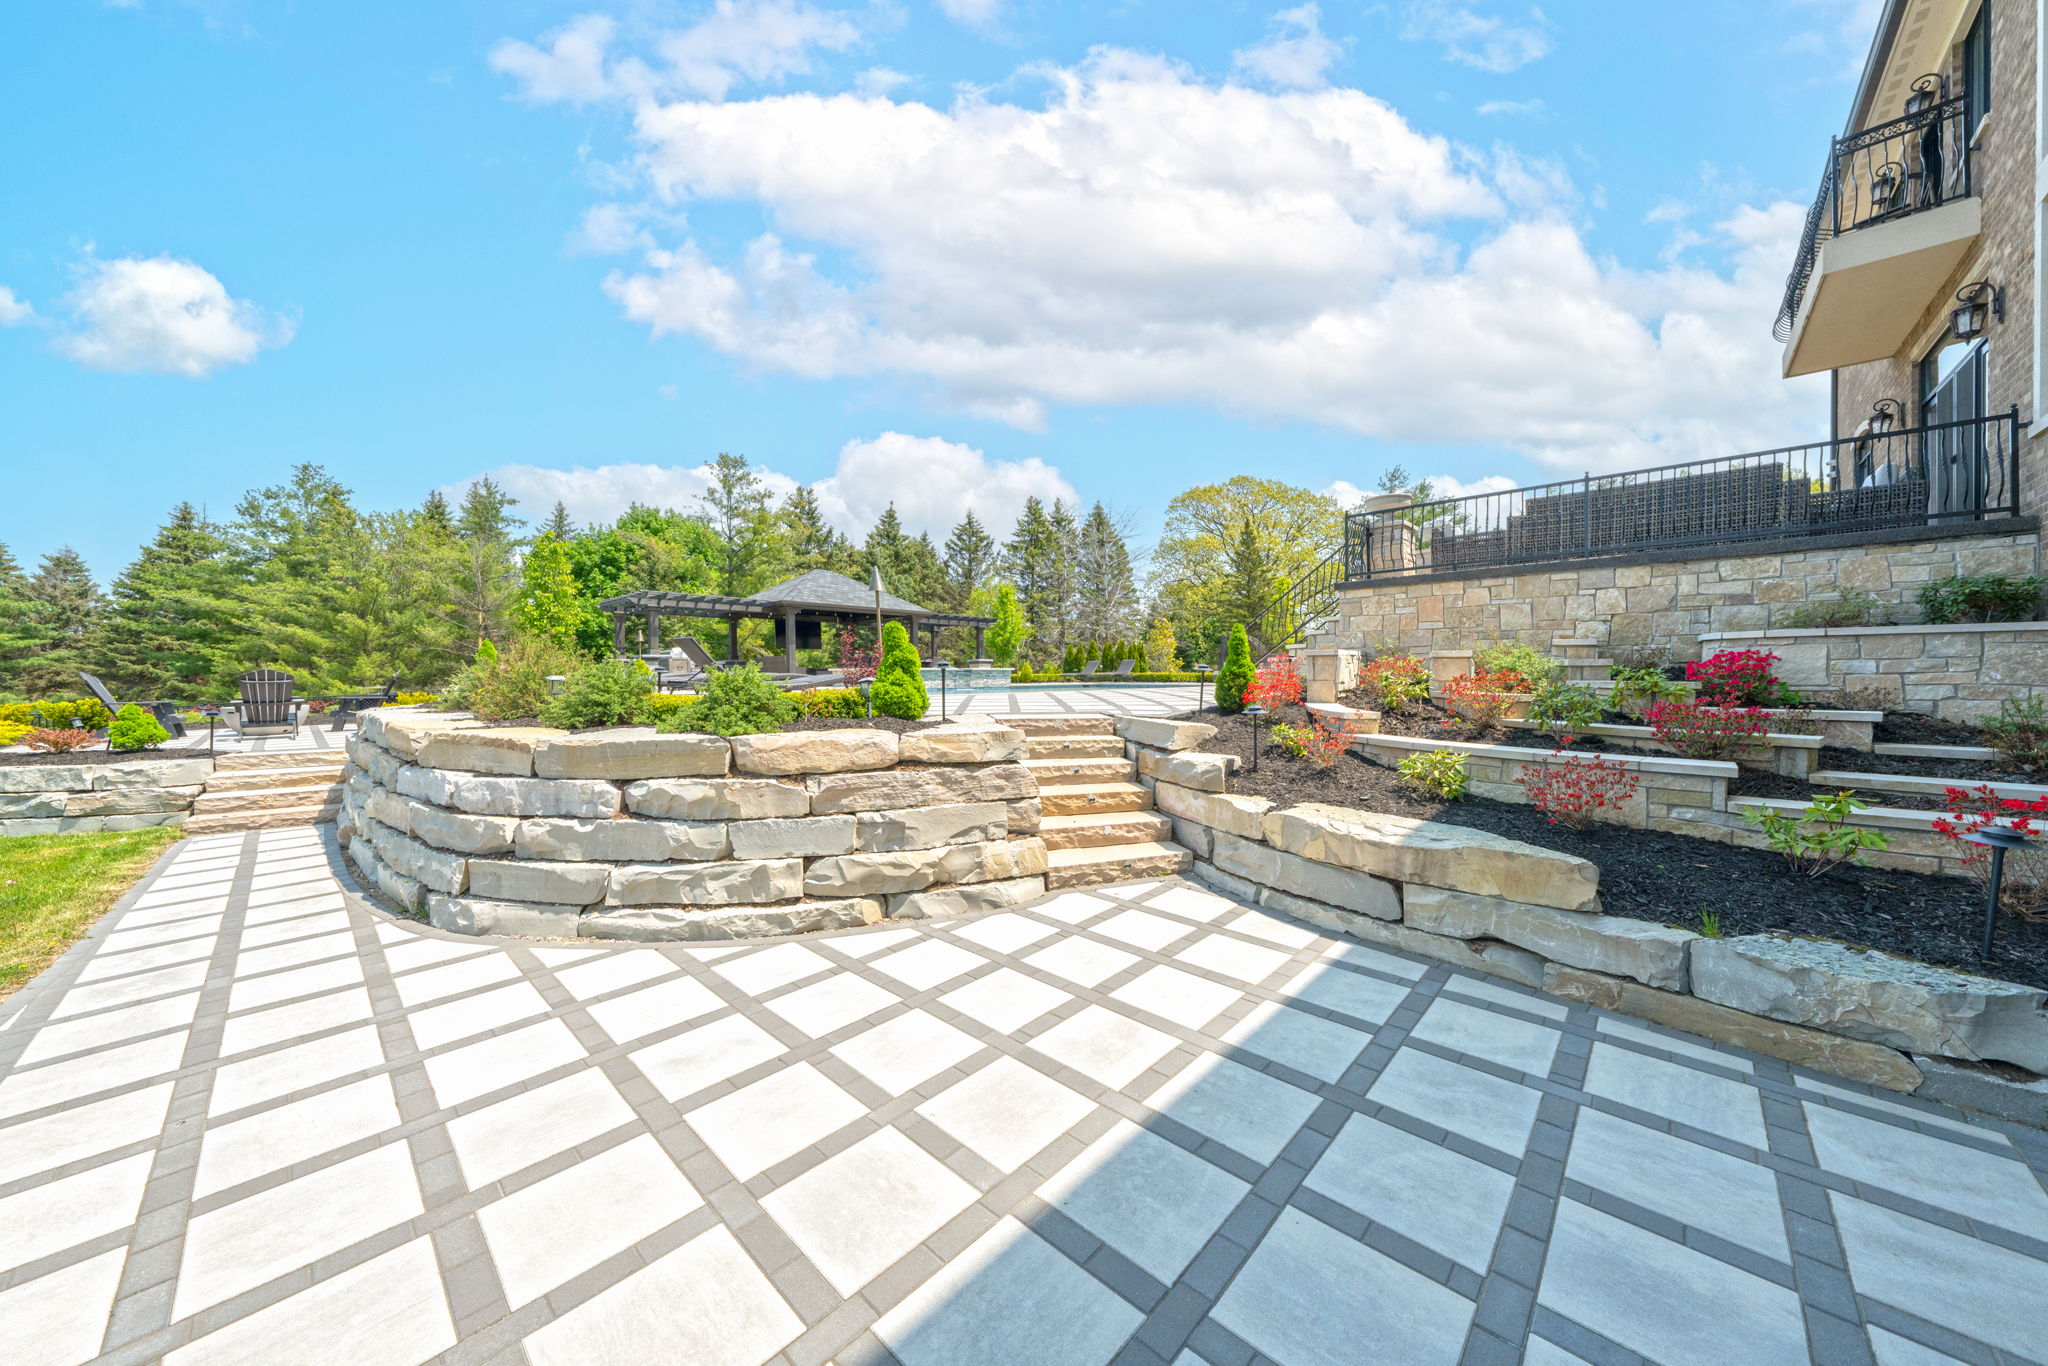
[338,709,1047,942]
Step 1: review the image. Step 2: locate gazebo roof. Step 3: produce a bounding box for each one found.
[745,570,928,616]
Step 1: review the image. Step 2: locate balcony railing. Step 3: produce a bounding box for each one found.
[1775,88,1973,343]
[1342,409,2023,582]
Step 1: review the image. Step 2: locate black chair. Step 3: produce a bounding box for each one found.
[329,674,399,731]
[223,669,303,740]
[79,673,187,740]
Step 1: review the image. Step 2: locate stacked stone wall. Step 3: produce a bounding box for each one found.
[0,757,208,837]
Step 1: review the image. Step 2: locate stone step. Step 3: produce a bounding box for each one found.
[1040,782,1154,816]
[203,764,356,792]
[1023,756,1136,786]
[193,782,346,814]
[1038,810,1172,851]
[1006,716,1117,737]
[184,802,340,836]
[1045,840,1193,889]
[211,750,349,772]
[1024,734,1126,759]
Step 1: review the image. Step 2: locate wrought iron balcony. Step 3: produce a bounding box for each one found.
[1775,85,1976,373]
[1341,409,2023,582]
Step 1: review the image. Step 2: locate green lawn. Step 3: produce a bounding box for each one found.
[1,827,182,999]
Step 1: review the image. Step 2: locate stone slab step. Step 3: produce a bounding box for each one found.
[211,750,349,772]
[1023,756,1135,786]
[194,782,346,814]
[203,764,357,792]
[1046,840,1193,889]
[1811,770,2048,802]
[1040,782,1154,816]
[1038,810,1172,850]
[184,802,340,835]
[1024,734,1127,759]
[1007,716,1117,737]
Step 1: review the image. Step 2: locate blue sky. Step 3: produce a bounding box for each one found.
[2,0,1877,582]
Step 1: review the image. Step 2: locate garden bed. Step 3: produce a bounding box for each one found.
[0,749,196,768]
[1181,704,2048,988]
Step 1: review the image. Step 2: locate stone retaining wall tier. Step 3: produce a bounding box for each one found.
[0,757,211,838]
[1263,803,1601,911]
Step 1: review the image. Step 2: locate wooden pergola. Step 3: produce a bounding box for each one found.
[599,570,994,674]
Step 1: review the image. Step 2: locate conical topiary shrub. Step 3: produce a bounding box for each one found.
[1215,623,1254,713]
[870,621,930,719]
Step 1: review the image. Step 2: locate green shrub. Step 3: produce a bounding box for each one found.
[26,699,113,730]
[539,659,655,729]
[1609,666,1687,718]
[870,622,929,720]
[0,720,31,747]
[107,704,170,752]
[1918,573,2047,624]
[0,703,33,728]
[795,687,868,718]
[1472,642,1560,692]
[657,664,797,736]
[457,638,579,722]
[1214,624,1254,713]
[1981,696,2048,769]
[1269,722,1309,756]
[390,691,438,706]
[1742,790,1890,877]
[1397,750,1468,800]
[1527,681,1603,730]
[645,693,695,722]
[1781,589,1887,629]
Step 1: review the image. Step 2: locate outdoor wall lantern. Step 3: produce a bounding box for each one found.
[1965,824,2036,959]
[1952,281,2004,340]
[1868,398,1904,434]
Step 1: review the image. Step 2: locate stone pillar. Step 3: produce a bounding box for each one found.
[1428,650,1473,691]
[972,625,989,665]
[1302,648,1361,703]
[726,616,740,664]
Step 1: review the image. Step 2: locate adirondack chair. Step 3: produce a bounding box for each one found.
[222,669,303,740]
[78,673,187,740]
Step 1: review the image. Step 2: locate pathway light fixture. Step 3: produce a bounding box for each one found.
[1965,824,2036,959]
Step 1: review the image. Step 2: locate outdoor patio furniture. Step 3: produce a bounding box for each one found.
[78,673,187,740]
[658,638,723,692]
[1076,660,1102,677]
[326,674,400,731]
[1107,659,1136,679]
[222,669,304,740]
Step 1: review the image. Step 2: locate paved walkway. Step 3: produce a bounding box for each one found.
[931,684,1197,720]
[2,832,2046,1366]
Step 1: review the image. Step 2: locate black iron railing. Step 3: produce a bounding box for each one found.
[1239,549,1347,667]
[1776,85,1973,342]
[1342,409,2024,581]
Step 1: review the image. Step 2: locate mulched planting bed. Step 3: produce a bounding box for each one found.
[1873,711,1988,746]
[1812,745,2041,784]
[781,715,937,734]
[1183,704,2048,988]
[0,749,195,768]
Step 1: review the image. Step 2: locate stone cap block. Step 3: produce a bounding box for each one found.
[1402,884,1692,992]
[1135,749,1237,793]
[95,759,212,789]
[886,875,1046,920]
[468,858,609,906]
[899,725,1027,764]
[1263,801,1600,911]
[1151,782,1272,841]
[1114,717,1218,752]
[732,728,900,776]
[427,894,581,939]
[608,858,805,907]
[0,765,95,794]
[515,815,728,863]
[581,897,880,942]
[534,728,730,780]
[807,764,1035,814]
[624,777,809,821]
[397,766,621,819]
[362,708,482,761]
[418,727,558,777]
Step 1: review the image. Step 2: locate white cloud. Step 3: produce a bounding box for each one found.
[1323,473,1518,509]
[1400,1,1553,73]
[1232,5,1342,91]
[55,256,292,377]
[0,287,34,326]
[935,0,1004,32]
[854,66,911,96]
[812,432,1076,538]
[458,433,1072,540]
[541,45,1821,474]
[1476,97,1543,117]
[491,2,862,105]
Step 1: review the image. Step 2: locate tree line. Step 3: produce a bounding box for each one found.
[0,453,1364,702]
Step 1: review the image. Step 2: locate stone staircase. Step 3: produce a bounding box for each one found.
[1013,717,1193,889]
[186,750,349,835]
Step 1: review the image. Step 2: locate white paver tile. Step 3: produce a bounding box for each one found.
[16,992,198,1065]
[871,939,987,992]
[379,936,491,973]
[1109,964,1243,1032]
[1143,885,1243,922]
[1369,1048,1539,1157]
[713,943,832,996]
[1030,1004,1181,1089]
[762,1127,978,1294]
[825,926,921,958]
[1442,975,1569,1018]
[1092,909,1194,953]
[949,915,1056,954]
[405,980,550,1051]
[194,1075,400,1196]
[1596,1016,1752,1072]
[831,1011,984,1095]
[226,957,364,1013]
[1222,1000,1373,1082]
[1307,1112,1516,1271]
[424,1019,587,1109]
[764,971,900,1039]
[0,1247,129,1366]
[938,968,1069,1033]
[217,988,372,1058]
[1566,1108,1789,1259]
[1146,1052,1321,1165]
[630,1014,788,1103]
[479,1134,702,1306]
[917,1057,1096,1172]
[0,1081,174,1186]
[555,951,675,1000]
[0,1032,188,1120]
[163,1237,455,1366]
[1409,996,1558,1076]
[47,961,210,1017]
[1583,1043,1765,1147]
[688,1063,867,1181]
[1039,1119,1248,1282]
[447,1071,638,1190]
[231,931,357,978]
[1793,1075,1977,1135]
[584,976,726,1044]
[208,1026,385,1116]
[1174,932,1292,985]
[1024,936,1139,990]
[390,952,520,1007]
[1277,960,1413,1023]
[1806,1104,2048,1240]
[0,1151,153,1271]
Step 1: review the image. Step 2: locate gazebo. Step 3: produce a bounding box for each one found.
[599,569,995,675]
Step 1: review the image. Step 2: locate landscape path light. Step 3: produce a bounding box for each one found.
[1245,704,1266,773]
[1965,824,2036,959]
[937,660,949,722]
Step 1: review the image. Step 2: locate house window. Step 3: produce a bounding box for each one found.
[1963,3,1992,133]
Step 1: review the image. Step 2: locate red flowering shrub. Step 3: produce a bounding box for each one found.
[1357,655,1429,713]
[1516,738,1641,829]
[834,629,879,686]
[22,727,99,753]
[1933,784,2048,919]
[1298,716,1361,768]
[1440,671,1520,734]
[1644,700,1769,761]
[1247,655,1304,709]
[1686,649,1802,707]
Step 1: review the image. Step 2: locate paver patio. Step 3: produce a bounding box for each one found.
[2,828,2045,1366]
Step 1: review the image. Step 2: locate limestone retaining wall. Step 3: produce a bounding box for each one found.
[338,708,1049,942]
[0,757,209,837]
[1695,622,2048,722]
[1142,767,2048,1113]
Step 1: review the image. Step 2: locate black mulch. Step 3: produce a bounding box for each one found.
[1183,704,2048,988]
[1874,711,1988,746]
[0,749,195,767]
[781,715,937,734]
[1813,745,2041,784]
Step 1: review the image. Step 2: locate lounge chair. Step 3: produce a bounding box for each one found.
[1107,659,1136,679]
[222,669,303,740]
[78,673,187,740]
[659,638,723,693]
[1076,660,1101,678]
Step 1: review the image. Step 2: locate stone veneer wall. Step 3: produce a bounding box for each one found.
[1695,622,2048,722]
[0,757,209,837]
[337,708,1049,941]
[1131,753,2048,1114]
[1325,528,2042,679]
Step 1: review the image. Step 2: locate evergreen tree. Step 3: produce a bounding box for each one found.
[904,532,950,610]
[697,453,781,595]
[1215,623,1254,713]
[456,475,523,542]
[1072,502,1136,644]
[862,504,913,593]
[1221,516,1280,646]
[514,534,590,652]
[419,489,455,535]
[779,486,849,574]
[941,511,996,610]
[95,504,240,699]
[541,500,575,541]
[19,547,104,695]
[1044,500,1080,656]
[0,542,44,695]
[869,620,929,719]
[1002,498,1068,661]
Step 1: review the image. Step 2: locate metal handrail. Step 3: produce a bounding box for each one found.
[1776,88,1971,342]
[1343,409,2023,582]
[1238,548,1348,668]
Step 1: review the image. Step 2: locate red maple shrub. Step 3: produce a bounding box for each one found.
[1686,649,1802,707]
[1933,784,2048,919]
[1440,671,1520,734]
[1247,655,1304,709]
[1644,699,1769,761]
[1516,738,1641,829]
